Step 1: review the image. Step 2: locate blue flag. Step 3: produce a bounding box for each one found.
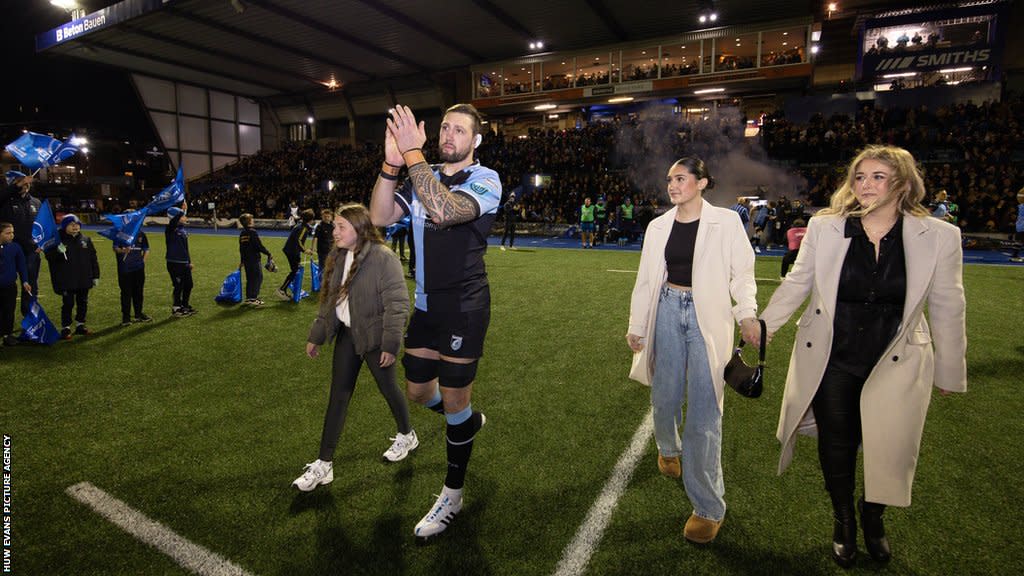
[291,263,309,302]
[99,208,148,247]
[310,260,321,293]
[147,167,185,214]
[215,269,243,304]
[4,132,79,171]
[32,200,59,251]
[5,170,26,186]
[20,298,60,345]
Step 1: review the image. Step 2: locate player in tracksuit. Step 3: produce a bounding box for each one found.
[239,213,272,306]
[371,103,501,541]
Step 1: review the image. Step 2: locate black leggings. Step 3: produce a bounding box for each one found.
[318,325,412,461]
[812,365,867,500]
[281,253,301,291]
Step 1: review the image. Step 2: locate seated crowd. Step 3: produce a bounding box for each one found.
[190,95,1024,235]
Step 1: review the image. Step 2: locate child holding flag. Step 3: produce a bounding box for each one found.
[165,204,195,317]
[44,214,99,339]
[0,222,32,346]
[114,231,151,326]
[277,208,315,300]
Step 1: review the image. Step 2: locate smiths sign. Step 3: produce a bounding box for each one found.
[36,0,168,52]
[866,47,992,75]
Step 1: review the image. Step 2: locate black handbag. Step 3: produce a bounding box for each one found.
[724,319,766,398]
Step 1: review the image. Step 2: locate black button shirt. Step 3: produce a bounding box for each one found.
[828,217,906,378]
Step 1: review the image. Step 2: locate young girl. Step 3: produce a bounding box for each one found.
[293,204,414,491]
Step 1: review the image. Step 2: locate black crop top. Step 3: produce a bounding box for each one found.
[665,219,699,286]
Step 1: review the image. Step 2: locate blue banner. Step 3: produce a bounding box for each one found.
[215,269,243,304]
[5,132,79,171]
[98,208,148,247]
[291,263,309,302]
[147,167,184,214]
[20,298,60,345]
[32,200,59,251]
[310,260,321,293]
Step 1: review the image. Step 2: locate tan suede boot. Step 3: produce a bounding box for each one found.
[684,513,723,544]
[657,455,681,478]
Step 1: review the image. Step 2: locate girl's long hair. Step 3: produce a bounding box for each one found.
[818,145,929,218]
[319,203,384,304]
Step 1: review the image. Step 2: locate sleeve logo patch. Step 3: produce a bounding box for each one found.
[470,182,490,195]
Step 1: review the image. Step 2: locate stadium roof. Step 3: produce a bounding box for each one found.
[37,0,860,102]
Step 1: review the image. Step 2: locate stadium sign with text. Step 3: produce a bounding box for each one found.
[864,47,994,76]
[36,0,169,52]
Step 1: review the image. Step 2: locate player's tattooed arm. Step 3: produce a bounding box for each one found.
[407,163,479,226]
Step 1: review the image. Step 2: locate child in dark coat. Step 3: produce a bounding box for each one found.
[44,214,99,339]
[0,222,32,346]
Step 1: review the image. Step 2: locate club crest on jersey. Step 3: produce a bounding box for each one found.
[450,335,463,351]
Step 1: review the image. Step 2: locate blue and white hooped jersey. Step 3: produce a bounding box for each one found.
[395,162,501,312]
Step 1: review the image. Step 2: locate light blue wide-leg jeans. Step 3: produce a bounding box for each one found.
[651,285,726,521]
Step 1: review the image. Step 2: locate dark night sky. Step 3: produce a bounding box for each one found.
[0,0,157,147]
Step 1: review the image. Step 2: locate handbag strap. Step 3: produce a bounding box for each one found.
[737,319,768,366]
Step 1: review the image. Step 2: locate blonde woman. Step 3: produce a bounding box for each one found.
[760,146,966,567]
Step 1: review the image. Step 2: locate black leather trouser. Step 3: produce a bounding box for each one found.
[812,364,866,507]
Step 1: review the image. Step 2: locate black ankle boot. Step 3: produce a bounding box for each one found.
[859,498,892,563]
[830,499,858,569]
[831,515,857,568]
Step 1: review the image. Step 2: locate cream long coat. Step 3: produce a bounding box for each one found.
[760,214,967,507]
[628,200,757,413]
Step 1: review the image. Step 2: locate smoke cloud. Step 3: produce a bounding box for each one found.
[613,103,807,207]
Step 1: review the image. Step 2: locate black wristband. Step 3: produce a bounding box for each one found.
[383,160,401,169]
[379,170,399,181]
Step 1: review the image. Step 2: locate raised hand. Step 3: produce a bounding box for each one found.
[386,105,427,154]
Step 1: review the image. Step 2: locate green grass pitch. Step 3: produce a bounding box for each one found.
[3,231,1022,575]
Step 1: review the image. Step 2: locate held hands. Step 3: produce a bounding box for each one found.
[379,351,396,368]
[306,342,319,359]
[22,282,32,296]
[740,317,762,346]
[626,333,644,352]
[386,105,427,154]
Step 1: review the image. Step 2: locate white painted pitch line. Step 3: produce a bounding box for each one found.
[552,408,654,576]
[606,269,638,273]
[66,482,255,576]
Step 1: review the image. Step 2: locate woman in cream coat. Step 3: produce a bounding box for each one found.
[760,145,966,567]
[627,157,760,544]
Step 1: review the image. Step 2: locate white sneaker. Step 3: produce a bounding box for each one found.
[383,430,419,462]
[292,459,333,492]
[414,487,463,540]
[275,288,290,300]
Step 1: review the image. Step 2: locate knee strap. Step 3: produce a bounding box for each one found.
[438,359,478,389]
[402,353,438,384]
